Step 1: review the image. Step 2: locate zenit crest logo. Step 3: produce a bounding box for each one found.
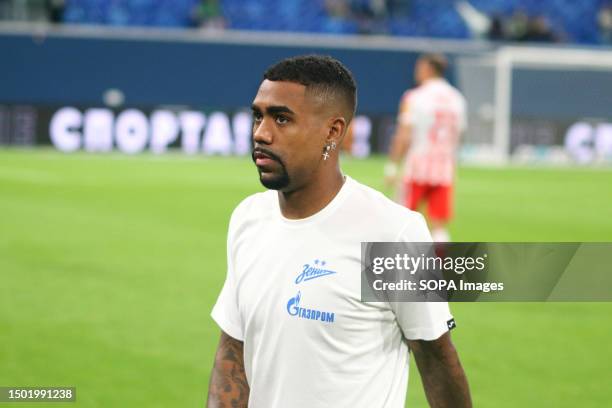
[295,259,337,284]
[286,291,335,323]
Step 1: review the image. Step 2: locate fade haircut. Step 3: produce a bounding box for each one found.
[263,55,357,123]
[420,53,448,77]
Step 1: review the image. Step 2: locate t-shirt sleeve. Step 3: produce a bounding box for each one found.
[392,300,454,341]
[390,212,454,341]
[210,210,244,341]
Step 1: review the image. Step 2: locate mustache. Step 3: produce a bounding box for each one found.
[252,147,284,165]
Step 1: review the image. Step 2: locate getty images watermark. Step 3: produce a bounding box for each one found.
[361,243,612,302]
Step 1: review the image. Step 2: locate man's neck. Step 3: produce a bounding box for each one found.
[422,76,444,85]
[277,169,345,220]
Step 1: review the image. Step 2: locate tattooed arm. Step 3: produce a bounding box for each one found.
[207,331,250,408]
[408,332,472,408]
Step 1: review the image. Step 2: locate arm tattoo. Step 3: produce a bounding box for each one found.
[408,332,472,408]
[207,332,249,408]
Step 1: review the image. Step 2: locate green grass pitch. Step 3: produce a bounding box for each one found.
[1,149,611,407]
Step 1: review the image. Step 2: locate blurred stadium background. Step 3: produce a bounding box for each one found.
[1,0,611,407]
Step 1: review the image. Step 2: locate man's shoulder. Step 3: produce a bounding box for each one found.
[405,81,439,102]
[228,190,275,231]
[401,88,416,102]
[438,80,466,104]
[347,178,427,238]
[402,86,425,104]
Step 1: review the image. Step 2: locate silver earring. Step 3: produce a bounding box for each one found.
[323,144,331,161]
[330,141,337,150]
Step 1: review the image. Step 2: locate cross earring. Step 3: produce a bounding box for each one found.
[322,141,337,161]
[323,145,331,161]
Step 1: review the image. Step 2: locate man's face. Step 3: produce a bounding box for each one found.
[414,59,430,85]
[251,80,329,192]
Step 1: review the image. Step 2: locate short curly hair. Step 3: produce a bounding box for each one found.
[263,55,357,122]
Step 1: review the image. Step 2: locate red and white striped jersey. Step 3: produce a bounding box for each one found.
[399,78,467,186]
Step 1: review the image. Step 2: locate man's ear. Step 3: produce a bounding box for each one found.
[326,116,348,147]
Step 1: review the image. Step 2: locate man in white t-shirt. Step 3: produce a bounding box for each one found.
[386,54,467,242]
[207,55,471,408]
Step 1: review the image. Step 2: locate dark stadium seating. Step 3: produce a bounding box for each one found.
[468,0,600,44]
[63,0,199,27]
[62,0,601,44]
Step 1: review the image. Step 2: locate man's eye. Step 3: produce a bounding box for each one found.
[253,112,262,122]
[276,116,289,125]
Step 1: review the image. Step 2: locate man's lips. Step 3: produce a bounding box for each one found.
[253,151,278,168]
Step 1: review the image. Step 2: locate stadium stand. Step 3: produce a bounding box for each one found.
[0,0,603,45]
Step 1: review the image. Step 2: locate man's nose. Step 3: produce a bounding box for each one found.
[253,118,273,145]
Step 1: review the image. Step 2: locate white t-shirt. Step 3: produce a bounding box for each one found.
[399,78,467,186]
[211,176,453,408]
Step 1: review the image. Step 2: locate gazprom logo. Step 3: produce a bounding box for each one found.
[286,291,335,323]
[295,259,337,284]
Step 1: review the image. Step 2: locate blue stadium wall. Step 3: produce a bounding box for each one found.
[1,28,487,154]
[6,27,610,164]
[0,31,461,113]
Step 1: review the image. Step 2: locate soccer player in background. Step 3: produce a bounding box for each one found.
[385,54,467,242]
[207,55,471,408]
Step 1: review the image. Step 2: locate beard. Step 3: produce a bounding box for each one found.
[252,147,290,190]
[259,168,290,190]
